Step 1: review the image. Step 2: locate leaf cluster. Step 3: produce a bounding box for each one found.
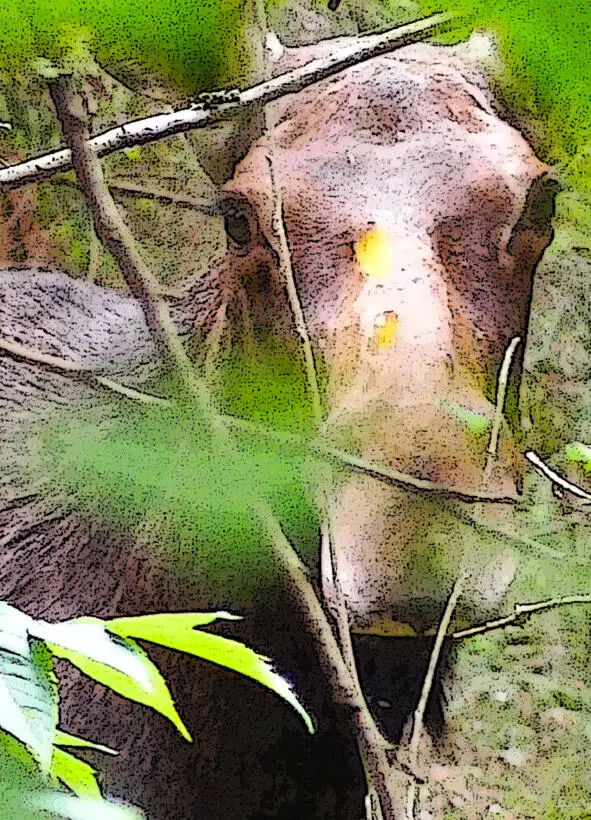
[0,601,313,818]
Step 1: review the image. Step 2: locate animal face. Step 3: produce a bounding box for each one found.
[214,42,558,632]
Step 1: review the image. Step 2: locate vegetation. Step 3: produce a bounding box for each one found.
[0,1,589,817]
[0,602,312,818]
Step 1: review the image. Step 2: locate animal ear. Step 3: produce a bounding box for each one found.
[507,172,561,263]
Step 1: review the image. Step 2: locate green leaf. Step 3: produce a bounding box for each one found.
[31,618,191,742]
[0,604,57,772]
[0,0,262,96]
[54,730,118,756]
[432,396,491,436]
[108,612,315,734]
[565,441,591,471]
[32,792,143,820]
[50,746,101,799]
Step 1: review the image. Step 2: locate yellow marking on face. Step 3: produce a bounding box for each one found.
[351,618,417,637]
[354,225,394,280]
[372,311,399,350]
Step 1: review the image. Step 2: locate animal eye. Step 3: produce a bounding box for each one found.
[220,199,253,248]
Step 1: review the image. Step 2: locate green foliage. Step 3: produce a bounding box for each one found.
[565,440,591,471]
[108,612,315,733]
[34,351,321,575]
[35,615,194,742]
[0,605,57,774]
[414,0,590,168]
[0,600,313,816]
[0,603,140,818]
[0,0,262,96]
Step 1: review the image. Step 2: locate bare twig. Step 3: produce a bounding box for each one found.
[0,335,95,374]
[406,576,465,819]
[445,497,591,565]
[110,181,218,213]
[87,221,101,282]
[0,13,453,191]
[265,108,396,817]
[452,592,591,640]
[266,157,323,426]
[0,329,518,504]
[526,450,591,502]
[0,334,170,404]
[484,336,521,476]
[50,73,407,820]
[49,79,215,418]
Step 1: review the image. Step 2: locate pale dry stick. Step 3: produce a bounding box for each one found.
[452,592,591,640]
[0,335,169,405]
[0,336,95,374]
[49,80,212,408]
[227,416,519,503]
[484,336,521,477]
[405,576,466,820]
[445,497,589,566]
[526,450,591,502]
[0,13,453,191]
[265,134,388,818]
[51,75,405,820]
[203,299,230,387]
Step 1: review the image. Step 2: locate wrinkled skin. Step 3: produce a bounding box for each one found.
[0,40,557,819]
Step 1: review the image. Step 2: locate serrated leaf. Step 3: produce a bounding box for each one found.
[31,618,191,742]
[0,604,57,771]
[51,746,101,799]
[108,613,315,734]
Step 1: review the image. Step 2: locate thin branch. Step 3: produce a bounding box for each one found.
[445,496,590,566]
[265,102,397,818]
[405,576,465,819]
[87,220,101,282]
[109,181,218,213]
[0,334,170,404]
[266,157,323,426]
[484,336,521,476]
[0,332,517,503]
[50,74,407,819]
[0,13,453,191]
[452,592,591,640]
[93,376,170,406]
[0,335,95,373]
[49,78,214,417]
[526,450,591,502]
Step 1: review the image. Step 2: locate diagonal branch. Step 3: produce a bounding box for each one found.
[0,333,519,504]
[0,13,453,191]
[49,73,407,820]
[404,576,465,818]
[452,592,591,639]
[526,450,591,502]
[484,336,521,477]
